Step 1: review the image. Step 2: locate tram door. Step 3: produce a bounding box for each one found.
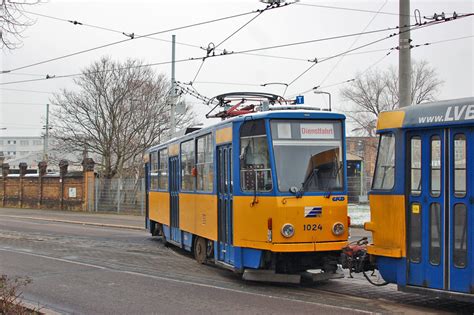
[407,128,472,293]
[217,145,234,264]
[169,156,180,243]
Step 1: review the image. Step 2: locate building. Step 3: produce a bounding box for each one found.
[0,136,46,169]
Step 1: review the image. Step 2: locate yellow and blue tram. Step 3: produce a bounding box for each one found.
[145,93,349,282]
[365,97,474,300]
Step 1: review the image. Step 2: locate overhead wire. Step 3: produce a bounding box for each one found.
[19,8,314,66]
[295,2,415,17]
[1,14,472,87]
[0,23,407,85]
[286,32,473,99]
[189,2,282,84]
[317,0,388,94]
[1,8,266,74]
[285,26,473,98]
[283,14,469,94]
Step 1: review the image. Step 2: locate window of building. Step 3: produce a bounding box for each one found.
[7,140,16,145]
[196,134,213,191]
[20,140,29,146]
[33,140,42,145]
[181,140,195,191]
[158,149,168,190]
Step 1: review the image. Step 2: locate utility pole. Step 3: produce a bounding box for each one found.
[43,103,49,161]
[170,34,177,138]
[399,0,411,108]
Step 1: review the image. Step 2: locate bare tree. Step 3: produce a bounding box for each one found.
[341,60,444,136]
[51,56,193,178]
[1,0,42,50]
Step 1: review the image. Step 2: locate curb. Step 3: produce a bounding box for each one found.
[0,214,145,231]
[23,301,62,315]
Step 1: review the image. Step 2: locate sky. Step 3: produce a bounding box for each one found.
[1,0,473,137]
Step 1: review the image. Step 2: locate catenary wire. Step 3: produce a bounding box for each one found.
[1,15,471,86]
[296,2,415,17]
[18,8,313,65]
[284,16,465,92]
[1,9,267,73]
[317,0,388,94]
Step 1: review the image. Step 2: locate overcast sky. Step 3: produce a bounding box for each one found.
[1,0,473,137]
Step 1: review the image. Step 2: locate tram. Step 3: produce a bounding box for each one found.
[364,97,474,301]
[145,92,349,283]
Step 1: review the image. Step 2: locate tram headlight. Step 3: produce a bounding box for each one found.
[281,223,295,238]
[332,222,345,236]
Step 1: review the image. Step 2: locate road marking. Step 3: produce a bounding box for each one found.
[0,247,371,314]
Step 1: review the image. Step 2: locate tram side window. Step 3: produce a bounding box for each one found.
[372,133,395,190]
[454,134,466,197]
[239,120,272,192]
[430,136,441,196]
[429,203,441,265]
[410,137,422,196]
[181,140,195,191]
[150,151,159,190]
[196,134,214,192]
[453,203,467,268]
[158,149,168,190]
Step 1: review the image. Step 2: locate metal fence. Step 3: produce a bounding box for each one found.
[89,177,145,214]
[347,175,372,204]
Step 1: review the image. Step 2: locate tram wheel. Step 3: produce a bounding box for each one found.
[194,237,207,264]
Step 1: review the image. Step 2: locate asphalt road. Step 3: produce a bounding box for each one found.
[0,208,472,314]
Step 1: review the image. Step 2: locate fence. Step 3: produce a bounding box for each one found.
[347,175,372,204]
[89,177,145,215]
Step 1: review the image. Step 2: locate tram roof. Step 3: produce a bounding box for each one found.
[377,97,474,131]
[148,109,345,152]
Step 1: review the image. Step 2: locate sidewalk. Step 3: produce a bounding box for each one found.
[0,207,145,230]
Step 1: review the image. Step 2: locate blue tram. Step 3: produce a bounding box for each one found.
[365,97,474,301]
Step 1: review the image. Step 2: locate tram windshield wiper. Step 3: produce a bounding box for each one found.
[298,167,319,198]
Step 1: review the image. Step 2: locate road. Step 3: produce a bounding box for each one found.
[0,208,472,314]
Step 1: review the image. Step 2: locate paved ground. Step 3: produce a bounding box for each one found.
[0,207,472,314]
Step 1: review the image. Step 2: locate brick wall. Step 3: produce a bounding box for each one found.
[0,158,95,211]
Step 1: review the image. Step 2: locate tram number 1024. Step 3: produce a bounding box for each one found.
[303,224,323,231]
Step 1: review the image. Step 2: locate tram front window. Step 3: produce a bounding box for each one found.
[270,120,343,193]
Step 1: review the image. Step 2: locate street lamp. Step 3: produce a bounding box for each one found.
[313,89,332,111]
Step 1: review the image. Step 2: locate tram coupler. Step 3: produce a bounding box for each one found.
[340,237,375,277]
